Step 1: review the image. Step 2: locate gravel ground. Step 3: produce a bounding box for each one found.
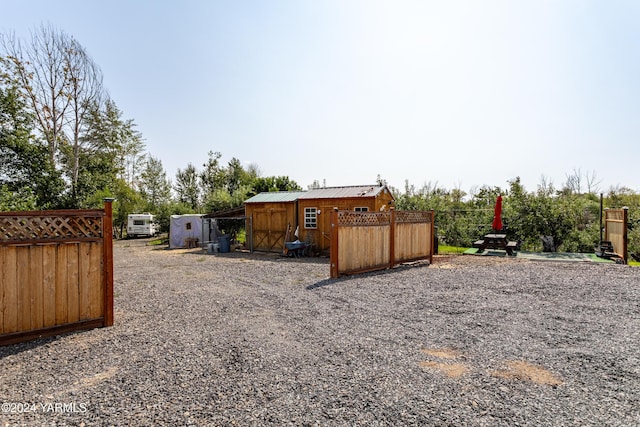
[2,239,640,426]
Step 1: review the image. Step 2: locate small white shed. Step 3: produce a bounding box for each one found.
[169,214,205,249]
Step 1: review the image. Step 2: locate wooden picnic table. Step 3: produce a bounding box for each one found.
[473,233,518,256]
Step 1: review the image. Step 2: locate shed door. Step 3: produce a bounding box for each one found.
[252,208,288,252]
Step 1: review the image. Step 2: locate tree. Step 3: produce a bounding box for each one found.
[1,24,114,207]
[174,163,200,210]
[139,155,172,211]
[585,170,601,195]
[226,157,250,194]
[200,150,225,194]
[0,78,64,208]
[504,177,585,252]
[83,98,145,188]
[2,25,104,174]
[252,176,302,193]
[563,168,583,195]
[64,36,104,201]
[83,178,143,238]
[1,25,69,167]
[0,185,36,211]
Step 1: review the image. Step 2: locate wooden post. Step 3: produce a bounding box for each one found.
[389,208,396,270]
[103,198,115,327]
[330,208,339,278]
[430,210,435,264]
[623,207,629,264]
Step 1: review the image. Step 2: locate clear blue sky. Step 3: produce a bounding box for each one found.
[2,0,639,194]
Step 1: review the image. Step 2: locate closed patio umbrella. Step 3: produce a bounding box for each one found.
[492,195,503,232]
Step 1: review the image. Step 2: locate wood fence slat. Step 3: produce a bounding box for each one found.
[0,247,4,333]
[0,246,4,333]
[0,247,3,333]
[55,244,68,325]
[30,245,44,330]
[88,242,103,319]
[79,243,90,320]
[2,247,18,333]
[17,247,31,331]
[42,245,57,328]
[67,243,80,323]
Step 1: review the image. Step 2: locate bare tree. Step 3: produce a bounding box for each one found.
[1,24,105,201]
[64,36,104,197]
[537,174,555,196]
[1,24,72,167]
[585,170,601,194]
[564,168,583,194]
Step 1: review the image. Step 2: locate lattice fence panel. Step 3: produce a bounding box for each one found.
[338,211,391,227]
[0,215,103,242]
[395,210,433,224]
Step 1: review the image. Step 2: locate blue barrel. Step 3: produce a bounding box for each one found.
[218,235,230,253]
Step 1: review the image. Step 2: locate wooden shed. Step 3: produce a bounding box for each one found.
[244,191,306,253]
[245,185,395,254]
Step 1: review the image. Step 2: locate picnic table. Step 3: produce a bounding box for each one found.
[473,233,518,256]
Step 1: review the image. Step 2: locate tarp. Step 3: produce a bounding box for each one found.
[169,214,205,248]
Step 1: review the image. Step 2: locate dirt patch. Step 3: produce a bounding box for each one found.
[419,347,469,378]
[491,360,563,386]
[421,347,462,359]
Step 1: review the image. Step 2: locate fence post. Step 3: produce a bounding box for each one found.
[623,206,629,264]
[389,208,396,270]
[103,198,115,327]
[430,210,435,264]
[330,208,339,278]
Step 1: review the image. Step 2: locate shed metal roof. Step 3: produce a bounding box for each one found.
[299,185,391,200]
[244,191,307,203]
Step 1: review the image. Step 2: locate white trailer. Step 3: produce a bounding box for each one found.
[127,213,159,238]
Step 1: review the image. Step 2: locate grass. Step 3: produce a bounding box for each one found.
[437,245,469,254]
[148,236,169,246]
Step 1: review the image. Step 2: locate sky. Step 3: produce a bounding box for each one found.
[2,0,639,195]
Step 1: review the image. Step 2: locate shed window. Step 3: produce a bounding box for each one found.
[304,208,317,229]
[354,207,369,212]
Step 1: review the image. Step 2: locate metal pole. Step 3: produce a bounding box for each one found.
[599,193,603,244]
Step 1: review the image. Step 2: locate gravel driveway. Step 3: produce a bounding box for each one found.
[2,239,639,426]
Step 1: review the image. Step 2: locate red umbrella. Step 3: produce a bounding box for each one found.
[492,195,503,231]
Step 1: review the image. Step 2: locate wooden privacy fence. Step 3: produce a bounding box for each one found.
[330,209,434,278]
[604,208,628,263]
[0,199,114,346]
